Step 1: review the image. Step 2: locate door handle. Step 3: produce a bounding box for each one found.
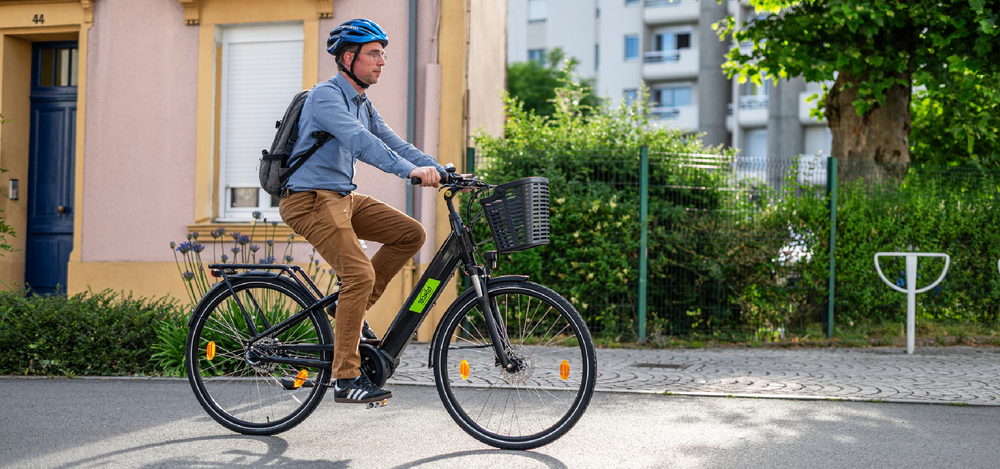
[56,205,66,214]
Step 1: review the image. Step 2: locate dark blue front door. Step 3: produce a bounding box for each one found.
[26,42,78,295]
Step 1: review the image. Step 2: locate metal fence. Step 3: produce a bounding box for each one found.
[469,147,1000,341]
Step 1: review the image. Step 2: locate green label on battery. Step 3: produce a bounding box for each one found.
[409,278,441,314]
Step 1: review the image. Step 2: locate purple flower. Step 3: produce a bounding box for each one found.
[182,271,195,281]
[230,232,241,240]
[250,245,260,253]
[170,241,176,249]
[218,227,227,235]
[266,240,274,247]
[220,254,229,263]
[289,233,296,239]
[252,211,262,219]
[238,235,250,245]
[231,247,241,254]
[186,233,192,240]
[176,242,192,254]
[328,268,335,275]
[271,221,278,227]
[191,232,199,240]
[193,242,205,253]
[284,255,294,263]
[211,229,221,239]
[314,260,320,266]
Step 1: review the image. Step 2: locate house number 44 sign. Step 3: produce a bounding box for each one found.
[33,14,45,24]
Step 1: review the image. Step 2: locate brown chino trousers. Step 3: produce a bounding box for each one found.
[279,190,425,379]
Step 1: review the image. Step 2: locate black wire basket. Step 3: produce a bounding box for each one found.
[479,177,550,253]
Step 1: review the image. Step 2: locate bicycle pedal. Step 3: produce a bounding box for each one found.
[365,399,389,409]
[278,377,317,390]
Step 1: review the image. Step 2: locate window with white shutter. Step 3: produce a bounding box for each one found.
[219,22,303,221]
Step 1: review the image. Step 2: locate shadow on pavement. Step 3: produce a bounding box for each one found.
[390,449,568,469]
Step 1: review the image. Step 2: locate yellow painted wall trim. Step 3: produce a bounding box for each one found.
[178,0,201,25]
[186,222,311,243]
[316,0,332,19]
[79,0,91,23]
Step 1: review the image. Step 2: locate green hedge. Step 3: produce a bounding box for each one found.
[0,288,180,376]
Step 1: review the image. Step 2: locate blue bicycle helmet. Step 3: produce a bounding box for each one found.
[327,19,388,88]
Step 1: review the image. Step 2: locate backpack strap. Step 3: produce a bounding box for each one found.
[280,94,377,189]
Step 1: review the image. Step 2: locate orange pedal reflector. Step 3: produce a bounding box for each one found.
[293,369,309,388]
[206,341,216,361]
[559,360,570,380]
[459,359,470,380]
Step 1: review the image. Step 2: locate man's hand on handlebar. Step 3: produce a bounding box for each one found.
[408,167,441,188]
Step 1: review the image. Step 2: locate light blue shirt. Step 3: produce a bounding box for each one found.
[286,73,443,194]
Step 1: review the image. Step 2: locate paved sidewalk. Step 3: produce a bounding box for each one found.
[388,344,1000,406]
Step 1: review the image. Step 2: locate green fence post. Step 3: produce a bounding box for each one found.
[638,146,650,341]
[465,147,475,175]
[826,157,838,339]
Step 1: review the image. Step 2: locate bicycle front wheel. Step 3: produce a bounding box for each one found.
[432,280,597,450]
[186,276,332,435]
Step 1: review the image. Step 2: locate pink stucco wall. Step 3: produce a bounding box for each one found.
[82,1,439,263]
[82,0,198,262]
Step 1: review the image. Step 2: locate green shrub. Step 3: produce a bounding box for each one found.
[0,288,179,376]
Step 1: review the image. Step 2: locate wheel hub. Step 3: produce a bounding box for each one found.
[245,337,277,373]
[499,346,534,384]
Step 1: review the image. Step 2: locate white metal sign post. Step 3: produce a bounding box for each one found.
[873,252,950,354]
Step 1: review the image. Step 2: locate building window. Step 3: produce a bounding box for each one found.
[624,89,639,106]
[219,22,303,221]
[528,48,546,65]
[624,35,639,61]
[654,32,691,51]
[528,0,548,23]
[625,0,640,5]
[652,86,692,107]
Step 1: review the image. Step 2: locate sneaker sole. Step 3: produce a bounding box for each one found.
[334,393,393,404]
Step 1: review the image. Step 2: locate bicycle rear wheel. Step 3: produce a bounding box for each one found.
[186,276,332,435]
[431,280,597,450]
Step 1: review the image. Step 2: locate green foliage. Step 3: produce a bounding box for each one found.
[473,82,737,336]
[0,288,179,376]
[719,0,999,118]
[150,310,188,377]
[506,48,603,118]
[911,71,1000,168]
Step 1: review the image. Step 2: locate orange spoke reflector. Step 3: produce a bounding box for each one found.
[206,341,216,361]
[559,360,570,380]
[459,359,470,380]
[293,369,309,389]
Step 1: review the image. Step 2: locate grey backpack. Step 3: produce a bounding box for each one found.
[258,90,333,197]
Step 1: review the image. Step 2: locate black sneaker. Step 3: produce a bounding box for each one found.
[332,374,392,404]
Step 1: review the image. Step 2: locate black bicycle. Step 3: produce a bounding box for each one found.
[185,170,597,450]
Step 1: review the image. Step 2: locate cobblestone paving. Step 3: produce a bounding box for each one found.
[388,344,1000,406]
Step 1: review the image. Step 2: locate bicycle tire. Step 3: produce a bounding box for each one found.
[431,280,597,450]
[186,276,332,435]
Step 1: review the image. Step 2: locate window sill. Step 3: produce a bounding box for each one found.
[186,222,304,242]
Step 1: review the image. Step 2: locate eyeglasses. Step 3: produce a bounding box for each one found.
[360,50,388,62]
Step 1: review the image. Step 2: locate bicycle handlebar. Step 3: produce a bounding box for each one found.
[409,171,489,189]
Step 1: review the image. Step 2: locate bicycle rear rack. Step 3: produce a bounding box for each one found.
[208,263,332,303]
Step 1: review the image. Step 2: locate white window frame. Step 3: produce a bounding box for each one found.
[624,35,639,61]
[217,22,304,222]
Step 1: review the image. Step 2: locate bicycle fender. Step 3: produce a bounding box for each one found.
[426,275,531,368]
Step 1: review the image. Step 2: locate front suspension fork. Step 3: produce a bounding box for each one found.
[469,272,514,371]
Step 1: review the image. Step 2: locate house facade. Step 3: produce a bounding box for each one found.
[0,0,506,338]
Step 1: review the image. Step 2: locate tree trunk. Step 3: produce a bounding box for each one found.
[825,72,912,184]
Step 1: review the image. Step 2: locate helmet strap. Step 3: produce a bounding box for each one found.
[344,44,371,89]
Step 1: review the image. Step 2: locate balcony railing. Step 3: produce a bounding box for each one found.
[646,0,682,7]
[650,106,681,119]
[643,50,681,64]
[739,95,769,110]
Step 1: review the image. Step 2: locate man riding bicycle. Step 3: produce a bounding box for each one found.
[279,18,445,404]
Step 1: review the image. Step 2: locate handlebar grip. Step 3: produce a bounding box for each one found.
[410,170,452,186]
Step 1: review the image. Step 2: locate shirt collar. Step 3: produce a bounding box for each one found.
[332,73,368,105]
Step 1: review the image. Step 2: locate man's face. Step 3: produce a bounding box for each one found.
[346,42,386,87]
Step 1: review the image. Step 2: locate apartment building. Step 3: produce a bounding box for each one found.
[509,0,833,185]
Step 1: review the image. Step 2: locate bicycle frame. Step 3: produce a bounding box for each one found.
[206,183,512,379]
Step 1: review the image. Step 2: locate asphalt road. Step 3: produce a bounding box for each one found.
[2,378,999,468]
